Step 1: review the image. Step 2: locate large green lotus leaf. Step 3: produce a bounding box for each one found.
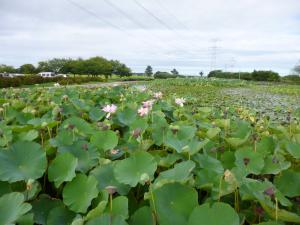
[0,192,31,225]
[91,130,118,152]
[129,117,149,132]
[195,154,224,173]
[16,213,34,225]
[285,142,300,159]
[89,107,106,122]
[187,202,239,225]
[129,206,154,225]
[274,170,300,197]
[256,136,276,157]
[206,127,221,139]
[151,112,168,146]
[114,151,157,187]
[63,174,98,213]
[85,213,128,225]
[0,123,13,147]
[153,183,198,225]
[239,178,292,207]
[47,206,76,225]
[16,130,39,142]
[62,117,94,135]
[104,196,128,219]
[261,155,290,175]
[86,200,108,221]
[90,163,130,195]
[59,140,100,173]
[235,148,264,175]
[117,107,137,126]
[48,152,78,188]
[50,129,74,147]
[226,133,250,148]
[31,194,63,225]
[0,141,47,182]
[260,201,300,223]
[154,160,195,188]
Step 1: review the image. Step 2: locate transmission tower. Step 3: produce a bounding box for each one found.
[209,38,221,71]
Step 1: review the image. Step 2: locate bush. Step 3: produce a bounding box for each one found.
[208,70,280,82]
[0,76,105,88]
[251,70,280,81]
[282,75,300,84]
[154,71,183,79]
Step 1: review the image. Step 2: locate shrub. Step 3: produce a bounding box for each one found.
[154,71,183,79]
[0,76,105,88]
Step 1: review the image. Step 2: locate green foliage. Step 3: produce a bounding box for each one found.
[208,70,280,81]
[145,65,153,77]
[0,81,300,224]
[19,64,36,74]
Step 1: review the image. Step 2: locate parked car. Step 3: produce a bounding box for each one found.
[0,73,24,78]
[38,72,67,78]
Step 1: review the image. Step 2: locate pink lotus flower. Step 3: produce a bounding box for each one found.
[102,104,117,118]
[175,98,186,107]
[153,92,163,99]
[142,100,155,109]
[138,106,150,117]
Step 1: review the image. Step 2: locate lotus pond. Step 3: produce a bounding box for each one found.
[0,80,300,225]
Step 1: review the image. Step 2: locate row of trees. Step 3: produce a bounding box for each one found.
[144,65,180,77]
[0,57,132,77]
[208,70,281,81]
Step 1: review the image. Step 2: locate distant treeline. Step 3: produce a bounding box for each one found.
[0,56,132,78]
[208,70,281,81]
[208,70,300,83]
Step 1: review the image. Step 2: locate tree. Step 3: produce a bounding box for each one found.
[0,64,17,73]
[19,64,36,74]
[37,58,71,73]
[111,60,132,77]
[83,57,113,78]
[171,68,179,75]
[293,61,300,75]
[145,65,153,77]
[199,71,204,77]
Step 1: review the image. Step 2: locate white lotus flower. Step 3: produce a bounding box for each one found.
[142,100,155,109]
[175,98,186,107]
[138,106,150,117]
[102,104,117,118]
[153,92,163,99]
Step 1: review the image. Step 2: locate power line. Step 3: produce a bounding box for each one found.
[102,0,146,29]
[153,0,189,30]
[132,0,174,31]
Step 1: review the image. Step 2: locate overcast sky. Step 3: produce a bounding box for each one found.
[1,0,300,75]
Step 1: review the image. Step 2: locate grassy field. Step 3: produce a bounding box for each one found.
[1,78,300,225]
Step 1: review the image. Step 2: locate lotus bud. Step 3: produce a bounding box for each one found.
[105,186,117,195]
[41,122,48,128]
[110,149,120,155]
[243,157,250,166]
[132,128,142,138]
[263,187,275,198]
[140,173,150,184]
[26,179,34,191]
[170,125,179,134]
